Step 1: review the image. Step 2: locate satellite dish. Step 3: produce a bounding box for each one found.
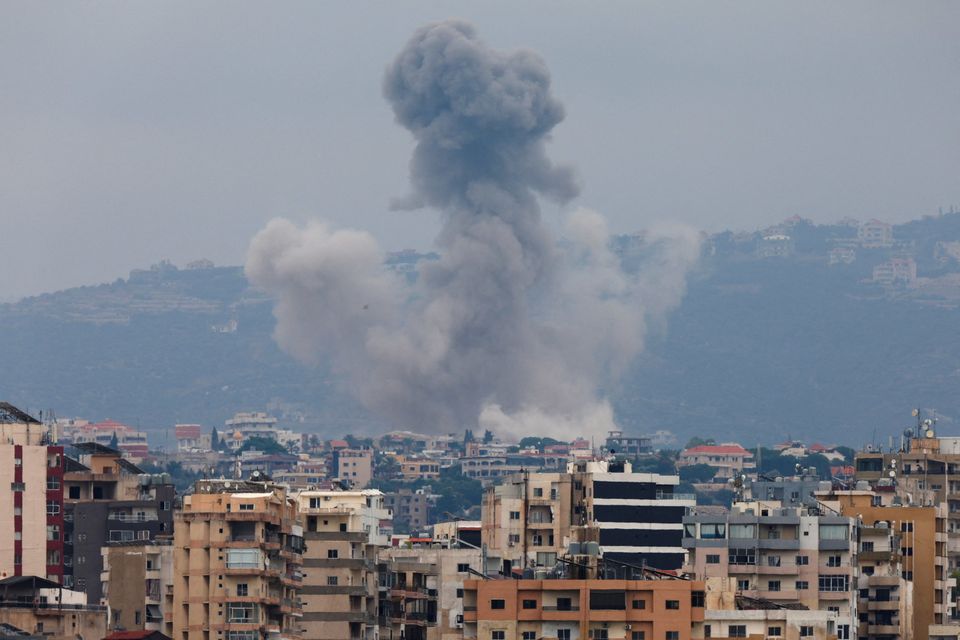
[926,429,936,438]
[889,470,896,478]
[912,409,920,417]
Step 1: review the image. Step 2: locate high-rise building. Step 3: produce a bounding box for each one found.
[0,403,64,584]
[101,539,175,635]
[295,489,389,640]
[172,478,303,640]
[62,444,174,600]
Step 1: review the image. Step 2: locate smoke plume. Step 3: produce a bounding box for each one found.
[246,21,700,439]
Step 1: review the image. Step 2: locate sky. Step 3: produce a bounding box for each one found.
[1,1,958,301]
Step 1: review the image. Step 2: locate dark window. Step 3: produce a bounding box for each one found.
[666,633,679,640]
[706,554,720,564]
[522,599,536,609]
[632,599,646,609]
[456,588,464,598]
[692,591,704,608]
[490,599,505,610]
[728,625,747,638]
[768,627,782,637]
[665,600,680,610]
[589,590,625,610]
[457,563,470,573]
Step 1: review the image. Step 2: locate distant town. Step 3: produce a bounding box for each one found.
[2,400,958,640]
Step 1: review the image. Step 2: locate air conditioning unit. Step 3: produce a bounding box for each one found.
[625,625,632,630]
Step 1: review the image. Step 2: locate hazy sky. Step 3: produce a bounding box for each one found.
[2,2,958,300]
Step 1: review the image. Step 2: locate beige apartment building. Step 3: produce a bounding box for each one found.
[295,489,389,640]
[333,450,373,489]
[173,478,303,640]
[101,539,175,635]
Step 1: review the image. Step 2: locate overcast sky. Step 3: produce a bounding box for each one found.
[2,2,958,300]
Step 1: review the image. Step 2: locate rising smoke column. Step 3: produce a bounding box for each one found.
[246,21,700,438]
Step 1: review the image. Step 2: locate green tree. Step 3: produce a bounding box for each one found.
[679,463,718,483]
[463,429,475,444]
[210,428,220,451]
[482,429,494,444]
[684,436,716,449]
[238,437,289,455]
[109,432,119,450]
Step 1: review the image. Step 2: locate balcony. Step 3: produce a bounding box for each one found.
[867,599,900,611]
[757,538,800,550]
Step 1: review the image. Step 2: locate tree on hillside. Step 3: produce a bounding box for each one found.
[238,437,289,456]
[463,429,475,444]
[482,429,494,444]
[685,436,716,449]
[679,463,718,483]
[109,432,119,450]
[211,428,221,451]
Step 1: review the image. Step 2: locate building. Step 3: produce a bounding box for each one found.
[62,444,174,601]
[818,488,951,640]
[682,500,858,640]
[295,490,390,640]
[224,413,278,449]
[59,419,150,461]
[174,425,209,452]
[333,449,373,489]
[431,521,481,550]
[0,576,106,640]
[384,490,432,534]
[462,577,706,640]
[460,454,570,485]
[172,478,304,640]
[101,540,174,636]
[758,234,793,258]
[677,444,756,481]
[854,521,912,640]
[829,247,856,266]
[604,431,652,457]
[482,472,573,576]
[571,460,694,571]
[397,457,441,483]
[872,258,916,287]
[858,220,894,248]
[378,545,488,640]
[0,404,65,584]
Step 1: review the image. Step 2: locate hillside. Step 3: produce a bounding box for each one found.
[3,213,960,446]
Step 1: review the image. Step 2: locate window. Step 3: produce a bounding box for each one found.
[666,633,679,640]
[901,522,914,532]
[729,548,756,565]
[490,599,505,610]
[556,597,573,611]
[532,534,543,546]
[737,579,750,591]
[706,554,720,564]
[10,482,25,492]
[226,549,262,569]
[491,633,506,640]
[533,488,543,497]
[327,549,338,559]
[523,633,537,640]
[692,591,704,608]
[457,563,470,573]
[134,610,141,625]
[509,511,520,520]
[837,624,850,639]
[327,576,338,586]
[236,584,248,597]
[47,550,60,564]
[728,625,747,638]
[819,575,849,592]
[766,555,781,566]
[819,524,848,540]
[796,554,809,565]
[827,555,842,567]
[632,632,645,640]
[593,630,609,640]
[768,581,781,592]
[46,501,60,515]
[68,486,80,499]
[800,626,814,637]
[768,627,782,637]
[590,590,625,610]
[238,504,254,511]
[701,523,726,539]
[522,599,536,609]
[47,525,60,541]
[226,603,257,623]
[704,626,711,639]
[665,600,680,610]
[509,534,520,544]
[47,478,60,490]
[456,588,464,598]
[729,524,756,539]
[796,580,809,590]
[557,630,571,640]
[109,530,135,542]
[14,457,21,466]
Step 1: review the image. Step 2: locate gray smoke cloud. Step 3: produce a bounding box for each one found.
[246,20,700,439]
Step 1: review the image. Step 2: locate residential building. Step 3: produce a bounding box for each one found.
[460,454,570,485]
[397,457,441,483]
[295,489,390,640]
[758,234,794,258]
[378,545,487,640]
[0,576,107,640]
[172,478,304,640]
[872,258,916,287]
[384,490,432,533]
[0,404,65,584]
[462,577,706,640]
[224,413,279,450]
[858,220,894,248]
[101,540,174,636]
[854,521,912,640]
[59,419,150,461]
[174,425,209,452]
[333,450,373,489]
[62,444,174,601]
[682,500,857,640]
[604,431,652,457]
[677,444,756,481]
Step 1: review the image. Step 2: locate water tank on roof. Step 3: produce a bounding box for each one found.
[818,481,832,492]
[569,542,581,555]
[855,481,870,491]
[585,542,600,556]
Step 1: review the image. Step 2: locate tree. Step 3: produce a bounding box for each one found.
[685,437,716,449]
[211,428,220,451]
[679,463,718,483]
[238,437,289,456]
[482,429,494,444]
[463,429,475,444]
[109,431,119,450]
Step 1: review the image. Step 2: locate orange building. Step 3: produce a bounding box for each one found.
[462,578,705,640]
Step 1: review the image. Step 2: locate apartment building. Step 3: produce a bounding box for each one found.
[333,450,373,489]
[379,545,489,640]
[818,488,951,640]
[295,490,389,640]
[571,460,695,571]
[482,471,573,576]
[384,490,431,533]
[0,404,64,584]
[0,575,107,640]
[462,577,705,640]
[397,457,441,483]
[682,501,857,640]
[604,431,652,457]
[172,478,304,640]
[854,521,912,640]
[677,444,756,481]
[101,539,174,635]
[62,444,174,601]
[59,419,150,461]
